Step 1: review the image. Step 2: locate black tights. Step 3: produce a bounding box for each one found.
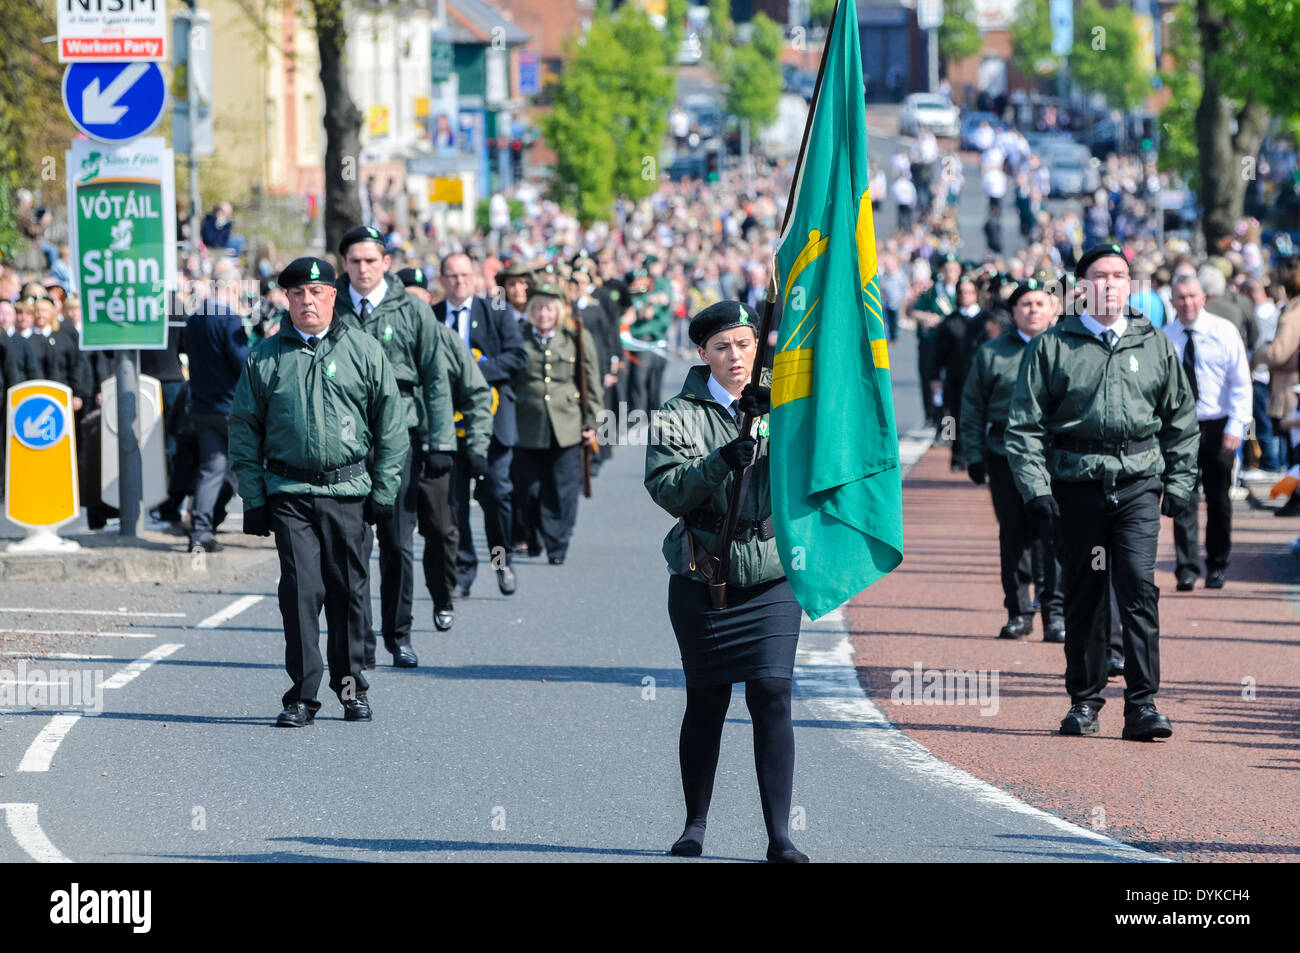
[677,677,797,851]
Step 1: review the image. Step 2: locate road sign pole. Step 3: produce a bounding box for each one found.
[115,350,144,537]
[186,1,202,251]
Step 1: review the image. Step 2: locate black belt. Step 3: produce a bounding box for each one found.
[1053,435,1155,456]
[266,459,367,486]
[397,382,415,397]
[687,510,774,543]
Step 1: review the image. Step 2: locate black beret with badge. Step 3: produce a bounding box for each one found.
[396,267,428,289]
[278,256,336,290]
[1007,271,1061,308]
[338,224,386,256]
[1074,242,1127,280]
[689,300,760,347]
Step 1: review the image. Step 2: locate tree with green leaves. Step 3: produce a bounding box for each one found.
[543,5,674,223]
[706,0,733,65]
[725,13,784,139]
[311,0,364,255]
[1010,0,1057,85]
[939,0,982,68]
[1068,0,1150,112]
[810,0,837,28]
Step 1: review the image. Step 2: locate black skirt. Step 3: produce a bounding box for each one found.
[667,574,802,687]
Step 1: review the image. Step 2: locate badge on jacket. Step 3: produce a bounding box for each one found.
[1129,355,1139,373]
[326,360,337,378]
[383,325,394,341]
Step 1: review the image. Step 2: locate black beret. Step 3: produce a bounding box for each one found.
[1075,242,1128,280]
[259,276,279,296]
[689,300,759,347]
[338,224,386,256]
[625,267,650,284]
[936,252,961,266]
[396,267,428,289]
[1008,277,1049,308]
[278,257,335,290]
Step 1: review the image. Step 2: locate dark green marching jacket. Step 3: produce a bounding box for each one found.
[1005,312,1199,502]
[228,320,408,508]
[430,317,493,460]
[334,274,456,452]
[644,364,783,588]
[960,330,1033,465]
[512,324,604,450]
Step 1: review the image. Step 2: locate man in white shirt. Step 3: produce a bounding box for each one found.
[1164,274,1253,590]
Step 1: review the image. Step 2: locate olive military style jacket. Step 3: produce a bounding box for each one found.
[1005,313,1199,503]
[960,330,1032,465]
[513,324,604,450]
[429,317,493,460]
[334,274,456,452]
[644,365,783,588]
[228,320,408,508]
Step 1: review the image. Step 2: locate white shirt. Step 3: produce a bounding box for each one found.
[1017,329,1034,344]
[707,373,742,423]
[444,297,474,350]
[1164,310,1253,437]
[349,279,387,319]
[1079,311,1128,346]
[292,323,328,345]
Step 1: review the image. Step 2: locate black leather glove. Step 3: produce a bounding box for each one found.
[719,435,758,470]
[737,383,772,417]
[467,451,490,479]
[1160,493,1190,518]
[243,505,271,537]
[364,498,394,524]
[424,451,454,478]
[1026,494,1060,523]
[967,461,986,485]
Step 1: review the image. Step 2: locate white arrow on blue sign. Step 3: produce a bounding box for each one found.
[62,62,167,144]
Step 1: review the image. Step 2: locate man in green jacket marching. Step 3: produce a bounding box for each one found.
[229,256,407,727]
[1006,243,1198,742]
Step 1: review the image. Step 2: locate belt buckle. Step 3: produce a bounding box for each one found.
[313,471,326,484]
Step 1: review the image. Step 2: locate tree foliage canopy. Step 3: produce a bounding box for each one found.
[939,0,983,66]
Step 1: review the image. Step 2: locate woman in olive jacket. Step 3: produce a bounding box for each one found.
[511,282,603,564]
[643,300,807,863]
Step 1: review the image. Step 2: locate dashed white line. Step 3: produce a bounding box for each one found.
[0,628,156,638]
[195,594,264,629]
[0,607,185,618]
[17,714,84,773]
[0,803,71,863]
[100,643,183,690]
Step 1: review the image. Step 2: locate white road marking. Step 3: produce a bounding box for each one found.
[0,653,114,660]
[793,615,1167,861]
[17,714,84,773]
[0,628,156,638]
[0,803,72,863]
[0,678,71,687]
[195,594,264,629]
[0,607,185,618]
[100,643,183,690]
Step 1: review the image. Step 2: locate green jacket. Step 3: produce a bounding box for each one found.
[644,365,783,587]
[910,282,957,343]
[334,274,456,452]
[228,320,408,508]
[629,278,674,342]
[1005,313,1199,502]
[513,324,604,450]
[431,318,493,460]
[960,330,1033,465]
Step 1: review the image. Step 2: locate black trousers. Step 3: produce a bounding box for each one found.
[271,493,369,707]
[1054,475,1163,712]
[416,466,457,611]
[513,443,583,559]
[362,429,420,646]
[453,436,513,589]
[987,453,1063,622]
[627,350,667,414]
[1173,416,1231,575]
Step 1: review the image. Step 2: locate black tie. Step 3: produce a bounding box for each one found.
[306,335,319,350]
[1102,329,1118,349]
[359,299,371,321]
[729,398,740,424]
[1183,328,1199,402]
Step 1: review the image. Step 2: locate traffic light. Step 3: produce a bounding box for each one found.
[511,138,523,181]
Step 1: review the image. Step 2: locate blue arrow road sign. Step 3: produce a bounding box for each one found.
[13,395,67,451]
[62,62,167,144]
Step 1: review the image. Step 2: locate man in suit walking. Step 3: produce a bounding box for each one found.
[435,252,528,598]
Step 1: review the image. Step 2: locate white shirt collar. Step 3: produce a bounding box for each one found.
[706,373,743,418]
[1017,329,1034,344]
[292,323,328,344]
[1079,310,1127,343]
[349,279,387,316]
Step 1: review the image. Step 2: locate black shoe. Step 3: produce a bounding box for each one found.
[276,702,315,728]
[1122,704,1172,741]
[1043,619,1066,643]
[998,613,1033,639]
[188,538,223,554]
[391,644,418,668]
[1059,703,1101,735]
[670,835,703,857]
[766,843,810,863]
[1205,569,1225,589]
[496,566,517,595]
[1175,569,1196,591]
[548,554,566,566]
[342,693,372,722]
[1107,653,1125,678]
[434,607,454,631]
[526,545,542,558]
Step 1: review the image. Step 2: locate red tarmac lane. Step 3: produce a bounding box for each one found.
[848,446,1300,862]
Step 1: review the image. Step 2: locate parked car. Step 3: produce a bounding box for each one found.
[899,93,960,139]
[1039,141,1101,197]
